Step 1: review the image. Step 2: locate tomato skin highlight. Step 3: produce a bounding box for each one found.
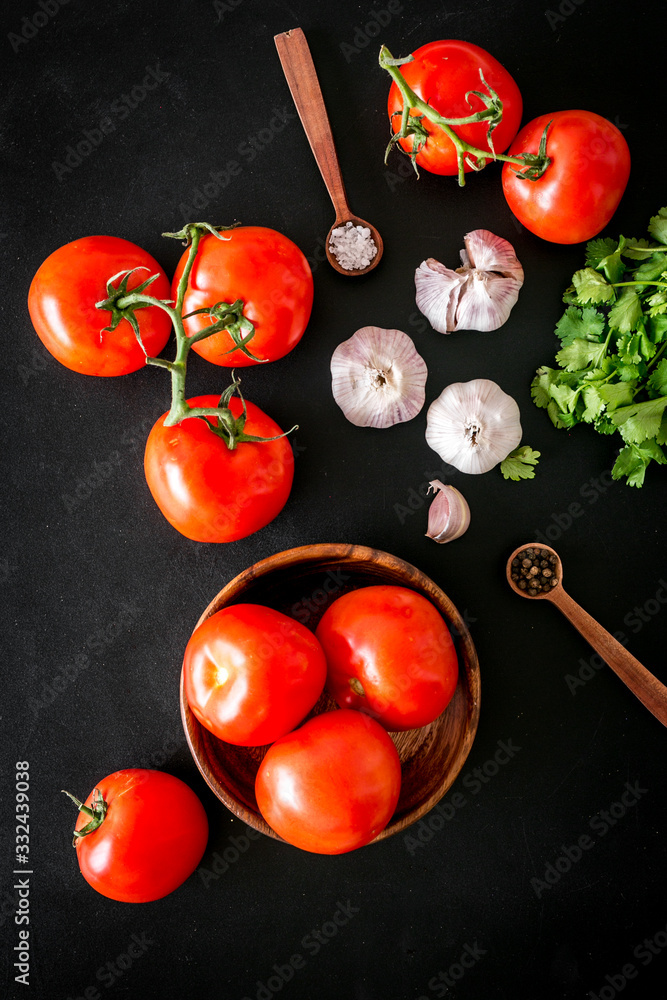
[73,770,208,903]
[28,236,172,376]
[183,604,327,746]
[172,227,314,367]
[316,585,458,731]
[387,39,523,176]
[256,709,402,854]
[143,394,294,543]
[502,110,631,244]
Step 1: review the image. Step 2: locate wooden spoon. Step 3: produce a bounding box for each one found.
[507,543,667,727]
[274,27,383,276]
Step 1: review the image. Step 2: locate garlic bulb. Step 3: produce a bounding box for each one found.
[426,481,470,543]
[330,326,427,428]
[425,378,522,474]
[415,229,524,333]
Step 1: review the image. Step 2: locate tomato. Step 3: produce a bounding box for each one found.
[28,236,172,376]
[502,111,631,244]
[387,40,523,176]
[143,393,294,543]
[183,604,327,746]
[255,709,401,854]
[172,227,313,367]
[316,585,458,731]
[68,769,208,903]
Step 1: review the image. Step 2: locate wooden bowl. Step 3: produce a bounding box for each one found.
[180,543,480,846]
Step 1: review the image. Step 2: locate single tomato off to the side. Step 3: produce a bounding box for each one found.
[316,585,459,731]
[143,394,294,543]
[172,226,313,367]
[255,709,402,854]
[387,39,523,176]
[28,236,172,376]
[502,110,631,244]
[183,603,327,746]
[65,769,208,903]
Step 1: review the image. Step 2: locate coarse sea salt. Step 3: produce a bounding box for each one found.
[329,221,377,271]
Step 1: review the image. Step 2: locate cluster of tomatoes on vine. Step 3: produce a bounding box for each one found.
[29,222,314,543]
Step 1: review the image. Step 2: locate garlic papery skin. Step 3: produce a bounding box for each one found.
[425,378,522,474]
[330,326,428,428]
[426,480,470,543]
[415,229,524,333]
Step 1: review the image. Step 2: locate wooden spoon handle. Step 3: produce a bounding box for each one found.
[550,587,667,727]
[274,28,349,220]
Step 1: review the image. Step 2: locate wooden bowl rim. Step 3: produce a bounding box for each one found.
[180,542,481,846]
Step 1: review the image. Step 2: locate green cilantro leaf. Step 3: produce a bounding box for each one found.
[648,314,667,343]
[555,306,606,346]
[647,359,667,398]
[648,207,667,245]
[585,237,618,268]
[622,238,657,260]
[608,288,642,333]
[610,395,667,444]
[500,446,541,481]
[631,254,667,282]
[572,268,615,304]
[556,337,609,372]
[597,381,636,412]
[530,367,558,409]
[612,441,667,487]
[581,385,605,423]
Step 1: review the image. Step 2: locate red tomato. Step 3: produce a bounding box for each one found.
[255,709,401,854]
[387,40,523,176]
[143,394,294,543]
[316,585,458,731]
[183,604,327,746]
[70,769,208,903]
[502,111,631,244]
[28,236,172,376]
[172,227,313,367]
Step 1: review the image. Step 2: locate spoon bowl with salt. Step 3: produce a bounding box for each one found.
[275,28,383,276]
[507,542,667,727]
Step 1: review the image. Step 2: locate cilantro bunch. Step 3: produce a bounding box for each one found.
[532,207,667,487]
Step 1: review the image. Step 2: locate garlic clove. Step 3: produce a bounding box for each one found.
[330,326,428,428]
[415,229,524,333]
[425,378,522,474]
[462,229,524,280]
[454,268,524,332]
[415,259,468,334]
[426,480,470,543]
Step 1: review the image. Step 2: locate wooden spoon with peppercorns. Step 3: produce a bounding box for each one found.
[507,543,667,728]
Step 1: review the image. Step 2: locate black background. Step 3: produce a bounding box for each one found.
[2,0,666,998]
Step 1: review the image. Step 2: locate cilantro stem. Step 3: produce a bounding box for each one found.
[612,280,667,289]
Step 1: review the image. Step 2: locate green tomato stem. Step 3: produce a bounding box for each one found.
[378,45,550,186]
